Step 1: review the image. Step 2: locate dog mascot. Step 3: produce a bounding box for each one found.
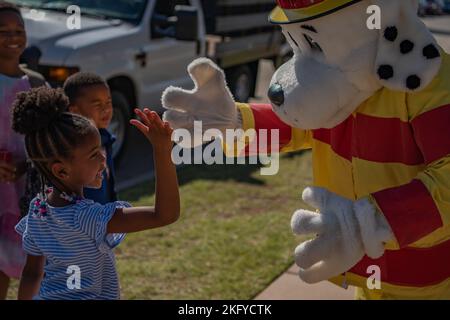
[162,0,450,299]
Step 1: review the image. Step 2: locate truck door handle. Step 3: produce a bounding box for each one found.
[135,51,147,67]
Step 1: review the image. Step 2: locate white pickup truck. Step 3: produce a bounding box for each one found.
[13,0,289,157]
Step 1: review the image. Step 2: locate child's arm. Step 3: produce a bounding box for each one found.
[107,109,180,233]
[18,254,45,300]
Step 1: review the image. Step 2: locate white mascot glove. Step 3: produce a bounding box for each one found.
[291,187,395,284]
[162,58,240,148]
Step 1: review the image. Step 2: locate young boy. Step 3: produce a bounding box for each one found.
[63,72,117,204]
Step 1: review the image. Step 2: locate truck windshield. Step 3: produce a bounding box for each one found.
[10,0,148,24]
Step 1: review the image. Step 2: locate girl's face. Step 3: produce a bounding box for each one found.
[0,10,26,61]
[52,128,107,192]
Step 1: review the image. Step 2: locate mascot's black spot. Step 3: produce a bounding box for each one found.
[400,40,414,54]
[377,65,394,80]
[406,75,421,90]
[384,26,398,42]
[423,44,440,59]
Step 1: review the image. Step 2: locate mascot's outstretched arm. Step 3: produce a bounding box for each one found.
[162,58,396,285]
[162,58,310,154]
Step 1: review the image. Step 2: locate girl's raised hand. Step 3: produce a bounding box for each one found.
[130,108,174,152]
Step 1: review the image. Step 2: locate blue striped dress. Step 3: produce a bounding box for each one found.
[15,197,131,300]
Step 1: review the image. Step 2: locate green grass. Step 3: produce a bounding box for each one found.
[7,150,313,300]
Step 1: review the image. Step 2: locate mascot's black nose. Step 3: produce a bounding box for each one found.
[268,83,285,107]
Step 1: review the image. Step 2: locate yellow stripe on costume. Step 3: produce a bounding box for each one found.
[222,103,256,157]
[280,128,312,153]
[356,89,409,122]
[352,157,425,199]
[330,273,450,300]
[237,103,255,132]
[311,139,355,200]
[414,157,450,247]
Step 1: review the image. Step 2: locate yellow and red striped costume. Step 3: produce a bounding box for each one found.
[234,51,450,299]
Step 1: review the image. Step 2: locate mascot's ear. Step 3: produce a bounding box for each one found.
[373,0,442,92]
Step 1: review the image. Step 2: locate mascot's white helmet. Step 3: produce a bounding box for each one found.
[268,0,442,129]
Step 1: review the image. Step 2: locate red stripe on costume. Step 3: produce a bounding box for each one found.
[412,104,450,165]
[373,179,443,248]
[312,114,424,165]
[312,117,353,161]
[354,114,423,165]
[350,237,450,287]
[246,104,292,154]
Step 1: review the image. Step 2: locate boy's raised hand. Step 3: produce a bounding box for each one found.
[130,108,173,152]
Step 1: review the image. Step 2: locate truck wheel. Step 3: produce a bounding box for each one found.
[226,65,255,102]
[109,91,130,160]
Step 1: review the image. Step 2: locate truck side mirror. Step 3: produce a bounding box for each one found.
[174,5,198,41]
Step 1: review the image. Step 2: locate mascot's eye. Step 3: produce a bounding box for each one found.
[303,34,323,52]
